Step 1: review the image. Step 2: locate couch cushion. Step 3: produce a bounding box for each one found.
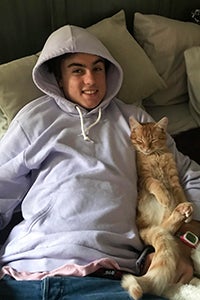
[134,12,200,107]
[0,54,43,124]
[184,46,200,126]
[88,10,165,106]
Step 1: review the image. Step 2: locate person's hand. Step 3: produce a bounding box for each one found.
[173,219,200,283]
[173,239,194,284]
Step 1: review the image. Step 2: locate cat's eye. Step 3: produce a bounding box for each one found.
[136,139,143,144]
[151,139,157,143]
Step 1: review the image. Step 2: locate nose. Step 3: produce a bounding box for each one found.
[144,142,151,153]
[83,70,95,85]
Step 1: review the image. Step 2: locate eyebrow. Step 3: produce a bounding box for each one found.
[67,58,105,68]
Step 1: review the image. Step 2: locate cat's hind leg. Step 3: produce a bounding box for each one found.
[121,275,143,300]
[122,227,178,299]
[122,275,150,300]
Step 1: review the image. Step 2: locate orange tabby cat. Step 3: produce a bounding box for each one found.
[122,116,193,299]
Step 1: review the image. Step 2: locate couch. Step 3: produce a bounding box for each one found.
[0,1,200,298]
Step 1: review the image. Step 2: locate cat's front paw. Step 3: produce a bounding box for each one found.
[175,202,193,222]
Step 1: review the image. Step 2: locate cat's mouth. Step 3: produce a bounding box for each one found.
[142,149,162,155]
[141,149,152,155]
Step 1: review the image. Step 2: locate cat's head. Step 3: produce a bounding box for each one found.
[129,117,168,155]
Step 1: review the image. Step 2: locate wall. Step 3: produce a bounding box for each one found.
[0,0,199,63]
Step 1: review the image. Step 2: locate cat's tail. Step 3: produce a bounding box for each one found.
[121,227,178,300]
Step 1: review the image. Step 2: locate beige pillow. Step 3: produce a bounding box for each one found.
[134,12,200,107]
[0,54,43,123]
[0,110,8,139]
[184,46,200,126]
[87,10,165,105]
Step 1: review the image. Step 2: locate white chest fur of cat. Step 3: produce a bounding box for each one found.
[121,116,193,300]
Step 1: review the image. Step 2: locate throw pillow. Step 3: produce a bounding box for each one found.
[87,10,165,106]
[0,54,43,123]
[134,12,200,107]
[184,46,200,126]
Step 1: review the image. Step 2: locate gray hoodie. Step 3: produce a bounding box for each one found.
[0,25,199,274]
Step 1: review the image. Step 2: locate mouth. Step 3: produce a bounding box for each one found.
[82,89,98,95]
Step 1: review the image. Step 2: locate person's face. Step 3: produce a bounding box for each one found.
[58,53,107,110]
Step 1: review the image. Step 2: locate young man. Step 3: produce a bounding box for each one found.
[0,25,199,299]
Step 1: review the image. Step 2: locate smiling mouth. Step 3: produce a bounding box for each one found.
[82,89,98,95]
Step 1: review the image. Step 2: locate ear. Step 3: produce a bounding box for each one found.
[156,117,168,131]
[58,78,63,88]
[129,116,141,131]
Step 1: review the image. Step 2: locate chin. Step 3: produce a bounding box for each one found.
[83,101,102,110]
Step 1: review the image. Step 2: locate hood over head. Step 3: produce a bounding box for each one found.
[32,25,123,113]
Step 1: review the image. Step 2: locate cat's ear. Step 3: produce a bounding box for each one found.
[129,116,141,130]
[156,117,168,131]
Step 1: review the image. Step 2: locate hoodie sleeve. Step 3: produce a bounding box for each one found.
[167,134,200,221]
[0,119,31,229]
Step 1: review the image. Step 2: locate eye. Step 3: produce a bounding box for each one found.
[72,68,84,75]
[151,138,157,143]
[94,63,105,72]
[95,66,102,71]
[136,138,143,144]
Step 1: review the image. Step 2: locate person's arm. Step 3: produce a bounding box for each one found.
[178,220,200,244]
[174,219,200,283]
[0,119,31,229]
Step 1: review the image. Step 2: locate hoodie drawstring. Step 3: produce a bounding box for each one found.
[76,106,102,142]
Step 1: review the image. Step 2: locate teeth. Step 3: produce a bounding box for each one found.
[83,90,96,94]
